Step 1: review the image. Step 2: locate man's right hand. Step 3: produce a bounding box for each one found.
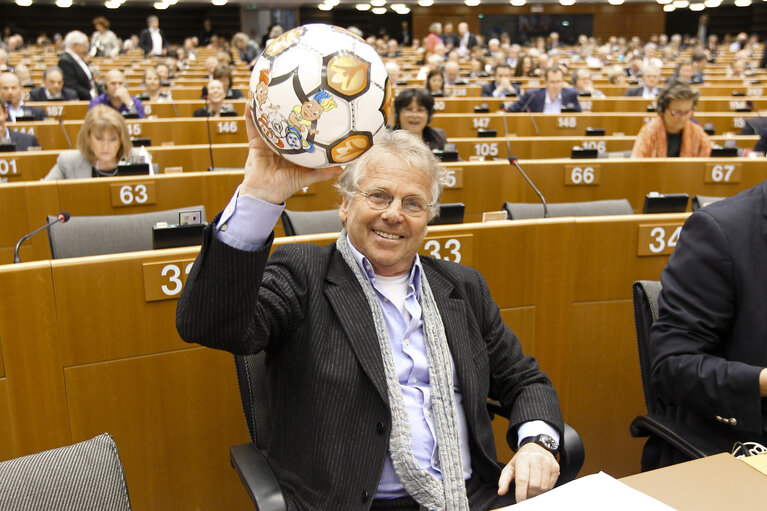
[240,104,342,205]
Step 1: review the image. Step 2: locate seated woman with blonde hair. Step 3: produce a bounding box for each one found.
[632,80,712,158]
[44,105,138,179]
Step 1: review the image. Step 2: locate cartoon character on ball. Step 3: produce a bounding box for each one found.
[249,23,392,168]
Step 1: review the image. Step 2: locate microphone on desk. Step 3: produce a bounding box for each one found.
[202,86,215,171]
[508,155,549,218]
[58,118,72,149]
[14,211,70,264]
[515,91,540,137]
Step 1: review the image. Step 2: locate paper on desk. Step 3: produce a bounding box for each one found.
[495,472,677,511]
[739,452,767,476]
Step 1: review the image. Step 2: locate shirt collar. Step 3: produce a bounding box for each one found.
[345,233,422,294]
[544,91,561,104]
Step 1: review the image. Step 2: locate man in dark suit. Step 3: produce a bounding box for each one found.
[0,101,40,150]
[624,65,661,99]
[456,22,478,58]
[29,66,78,102]
[480,64,518,98]
[649,180,767,468]
[139,15,169,57]
[0,72,46,121]
[506,66,581,113]
[59,30,98,100]
[177,117,564,510]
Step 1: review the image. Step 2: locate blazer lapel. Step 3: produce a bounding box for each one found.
[423,265,479,407]
[324,250,389,406]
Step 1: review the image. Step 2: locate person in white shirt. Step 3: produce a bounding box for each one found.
[625,65,661,99]
[139,15,167,57]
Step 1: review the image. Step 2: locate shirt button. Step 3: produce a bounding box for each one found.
[404,338,410,346]
[220,223,228,231]
[361,490,370,502]
[411,377,417,384]
[377,422,385,434]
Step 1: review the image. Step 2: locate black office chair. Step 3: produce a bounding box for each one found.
[229,352,584,510]
[502,199,633,220]
[280,209,342,236]
[691,195,724,211]
[629,280,724,471]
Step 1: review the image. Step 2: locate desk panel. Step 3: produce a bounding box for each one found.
[0,380,12,460]
[0,261,70,459]
[55,174,205,217]
[65,348,252,511]
[52,250,195,366]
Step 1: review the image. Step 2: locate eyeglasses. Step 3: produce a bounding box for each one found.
[358,188,433,216]
[400,108,428,116]
[668,108,694,118]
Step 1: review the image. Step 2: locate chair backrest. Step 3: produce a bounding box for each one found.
[428,202,465,226]
[233,353,271,450]
[280,209,342,236]
[632,280,663,415]
[47,206,207,259]
[692,195,724,211]
[0,433,132,511]
[502,199,633,220]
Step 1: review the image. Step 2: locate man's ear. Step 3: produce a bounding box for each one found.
[339,197,349,225]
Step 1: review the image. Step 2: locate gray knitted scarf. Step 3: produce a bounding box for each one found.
[336,230,470,511]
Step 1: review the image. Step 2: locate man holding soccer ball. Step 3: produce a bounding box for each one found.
[177,101,564,510]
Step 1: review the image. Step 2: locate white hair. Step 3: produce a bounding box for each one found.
[63,31,88,49]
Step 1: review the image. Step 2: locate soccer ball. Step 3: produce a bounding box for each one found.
[249,24,392,168]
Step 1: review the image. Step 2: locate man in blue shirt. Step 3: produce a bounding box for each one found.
[177,110,564,510]
[506,66,581,113]
[88,69,145,118]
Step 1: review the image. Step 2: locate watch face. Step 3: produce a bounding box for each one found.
[540,435,558,451]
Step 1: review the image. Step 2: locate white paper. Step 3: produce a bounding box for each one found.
[495,472,677,511]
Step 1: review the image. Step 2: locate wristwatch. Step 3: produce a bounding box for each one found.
[519,434,559,455]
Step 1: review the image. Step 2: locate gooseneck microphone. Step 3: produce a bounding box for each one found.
[202,86,215,171]
[14,211,70,263]
[508,155,549,218]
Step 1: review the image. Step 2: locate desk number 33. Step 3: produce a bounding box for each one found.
[423,238,462,263]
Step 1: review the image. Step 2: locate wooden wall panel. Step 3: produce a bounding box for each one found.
[52,252,192,366]
[65,348,252,511]
[567,300,647,478]
[0,380,14,461]
[0,261,70,460]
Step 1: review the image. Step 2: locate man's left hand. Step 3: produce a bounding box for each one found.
[497,442,559,503]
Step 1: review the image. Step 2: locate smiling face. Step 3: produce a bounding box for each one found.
[339,157,432,276]
[144,69,160,93]
[398,98,429,137]
[301,99,323,121]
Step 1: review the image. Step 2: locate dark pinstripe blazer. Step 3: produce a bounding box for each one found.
[177,224,563,511]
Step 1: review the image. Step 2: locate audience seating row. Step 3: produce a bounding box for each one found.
[8,111,761,152]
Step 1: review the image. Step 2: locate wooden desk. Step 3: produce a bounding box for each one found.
[13,117,248,151]
[431,112,759,138]
[3,157,765,263]
[621,453,767,510]
[25,100,247,120]
[0,214,691,511]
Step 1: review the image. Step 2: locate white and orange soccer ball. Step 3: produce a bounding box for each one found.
[249,24,392,169]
